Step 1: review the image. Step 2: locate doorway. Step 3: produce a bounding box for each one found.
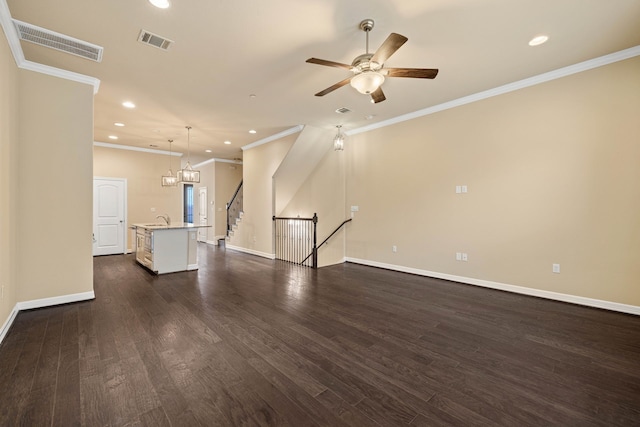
[183,184,193,223]
[93,178,127,256]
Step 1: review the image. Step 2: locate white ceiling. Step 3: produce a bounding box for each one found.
[6,0,640,162]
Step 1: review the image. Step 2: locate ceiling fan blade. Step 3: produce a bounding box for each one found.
[370,87,386,103]
[306,58,353,70]
[371,33,408,64]
[386,68,439,79]
[314,76,353,97]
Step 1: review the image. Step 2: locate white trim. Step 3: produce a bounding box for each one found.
[20,60,101,94]
[94,141,182,156]
[16,290,95,311]
[0,304,19,345]
[205,239,219,246]
[1,290,95,345]
[193,157,243,169]
[345,257,640,316]
[348,45,640,136]
[242,125,304,151]
[0,0,24,64]
[225,244,276,260]
[0,0,101,94]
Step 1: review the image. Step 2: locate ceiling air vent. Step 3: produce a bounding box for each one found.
[12,19,103,62]
[138,30,174,51]
[335,107,351,114]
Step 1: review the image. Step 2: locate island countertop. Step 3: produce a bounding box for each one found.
[132,222,211,230]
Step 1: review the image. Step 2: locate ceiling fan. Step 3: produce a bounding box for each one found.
[306,19,439,103]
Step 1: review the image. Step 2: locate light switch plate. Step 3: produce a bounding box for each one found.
[553,263,560,273]
[351,206,359,212]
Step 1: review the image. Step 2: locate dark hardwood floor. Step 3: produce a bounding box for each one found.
[1,244,640,426]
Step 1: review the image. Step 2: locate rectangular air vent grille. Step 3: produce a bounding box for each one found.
[138,30,174,51]
[13,19,103,62]
[335,107,351,114]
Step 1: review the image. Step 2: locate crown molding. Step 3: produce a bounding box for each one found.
[0,0,101,94]
[94,141,182,156]
[348,45,640,136]
[193,158,243,168]
[242,125,304,151]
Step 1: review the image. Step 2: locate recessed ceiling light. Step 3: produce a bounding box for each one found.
[528,35,549,46]
[114,122,125,127]
[365,114,375,120]
[122,101,136,108]
[249,129,257,134]
[108,135,118,140]
[148,0,170,9]
[205,149,212,153]
[249,94,257,98]
[224,141,231,145]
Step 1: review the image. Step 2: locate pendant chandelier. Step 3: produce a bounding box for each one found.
[177,126,200,183]
[161,139,178,187]
[333,125,345,151]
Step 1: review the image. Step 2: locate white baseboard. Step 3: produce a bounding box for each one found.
[0,304,19,345]
[205,240,218,246]
[16,290,95,311]
[0,290,95,346]
[345,257,640,316]
[225,244,275,260]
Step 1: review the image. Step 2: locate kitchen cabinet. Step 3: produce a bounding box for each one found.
[132,223,209,274]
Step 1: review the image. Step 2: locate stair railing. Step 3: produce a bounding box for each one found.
[273,213,318,268]
[300,218,352,267]
[226,180,243,236]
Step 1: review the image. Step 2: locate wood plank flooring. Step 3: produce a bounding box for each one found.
[1,244,640,426]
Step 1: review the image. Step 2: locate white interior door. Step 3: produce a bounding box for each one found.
[198,187,208,242]
[93,178,126,256]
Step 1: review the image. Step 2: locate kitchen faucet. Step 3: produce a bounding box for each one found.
[156,214,171,226]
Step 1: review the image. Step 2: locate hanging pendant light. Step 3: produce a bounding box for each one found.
[177,126,200,183]
[161,139,178,186]
[333,125,345,151]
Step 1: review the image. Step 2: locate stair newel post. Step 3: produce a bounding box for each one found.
[312,213,318,269]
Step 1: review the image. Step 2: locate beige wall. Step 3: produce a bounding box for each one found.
[280,147,347,266]
[16,70,94,302]
[0,29,18,328]
[345,56,640,306]
[215,162,243,239]
[229,135,296,255]
[94,146,183,250]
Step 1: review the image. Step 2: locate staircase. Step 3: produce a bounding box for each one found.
[226,211,243,242]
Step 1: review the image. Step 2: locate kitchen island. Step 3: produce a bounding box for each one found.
[132,223,210,274]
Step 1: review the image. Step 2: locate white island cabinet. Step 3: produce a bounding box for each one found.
[132,223,210,274]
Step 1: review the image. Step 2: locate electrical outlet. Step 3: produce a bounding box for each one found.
[392,245,397,253]
[461,185,468,193]
[462,253,468,261]
[552,264,560,273]
[455,186,461,194]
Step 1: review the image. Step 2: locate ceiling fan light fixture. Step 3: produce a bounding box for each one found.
[350,71,385,95]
